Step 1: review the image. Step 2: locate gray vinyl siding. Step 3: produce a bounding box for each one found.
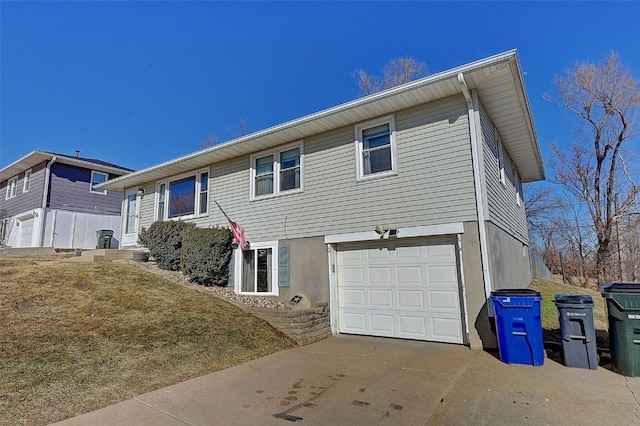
[137,96,478,241]
[480,103,529,243]
[0,161,46,216]
[48,163,124,215]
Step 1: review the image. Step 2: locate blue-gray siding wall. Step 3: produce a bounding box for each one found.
[0,161,47,216]
[48,163,124,215]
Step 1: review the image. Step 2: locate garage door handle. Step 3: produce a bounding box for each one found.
[512,331,527,336]
[633,340,640,345]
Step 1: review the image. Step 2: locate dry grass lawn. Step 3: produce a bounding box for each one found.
[0,257,294,426]
[529,277,609,349]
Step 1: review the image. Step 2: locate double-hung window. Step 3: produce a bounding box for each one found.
[236,241,279,295]
[515,170,522,206]
[355,115,397,180]
[23,169,32,193]
[156,169,209,220]
[5,175,18,199]
[90,171,108,194]
[251,142,303,199]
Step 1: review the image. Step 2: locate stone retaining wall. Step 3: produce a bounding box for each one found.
[248,305,332,346]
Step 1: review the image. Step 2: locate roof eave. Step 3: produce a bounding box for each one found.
[101,50,544,191]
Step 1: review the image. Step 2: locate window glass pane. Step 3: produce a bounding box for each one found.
[158,184,166,220]
[23,170,31,192]
[242,250,255,292]
[199,173,208,214]
[363,124,390,149]
[255,155,274,196]
[280,148,300,169]
[364,147,392,175]
[256,248,272,292]
[280,168,300,191]
[126,193,137,234]
[280,148,300,192]
[91,172,107,193]
[169,176,195,218]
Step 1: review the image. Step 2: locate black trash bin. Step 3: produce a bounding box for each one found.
[96,229,114,249]
[554,295,598,370]
[601,283,640,376]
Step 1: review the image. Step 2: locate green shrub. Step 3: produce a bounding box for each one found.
[138,221,196,271]
[180,226,234,286]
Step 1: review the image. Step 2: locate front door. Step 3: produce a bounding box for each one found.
[122,189,140,247]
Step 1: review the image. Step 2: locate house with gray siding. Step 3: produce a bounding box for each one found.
[0,151,133,249]
[100,50,544,350]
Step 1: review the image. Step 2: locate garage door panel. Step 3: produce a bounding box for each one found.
[398,290,425,308]
[429,290,460,310]
[338,238,463,344]
[399,316,427,336]
[370,314,395,333]
[368,248,391,260]
[432,317,464,342]
[397,266,423,284]
[341,289,366,307]
[368,267,392,285]
[369,289,393,307]
[426,244,456,260]
[343,312,367,332]
[342,267,365,285]
[395,245,421,259]
[427,265,458,285]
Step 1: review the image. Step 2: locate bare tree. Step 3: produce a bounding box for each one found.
[356,57,427,95]
[545,52,640,283]
[202,119,251,148]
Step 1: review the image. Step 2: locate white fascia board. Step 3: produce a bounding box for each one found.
[324,222,465,244]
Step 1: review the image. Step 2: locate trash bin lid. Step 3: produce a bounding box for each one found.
[490,288,541,297]
[554,294,593,304]
[600,283,640,294]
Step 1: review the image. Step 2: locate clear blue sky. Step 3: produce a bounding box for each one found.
[1,1,639,173]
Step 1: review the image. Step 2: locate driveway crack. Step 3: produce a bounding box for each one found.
[625,377,640,419]
[134,397,199,425]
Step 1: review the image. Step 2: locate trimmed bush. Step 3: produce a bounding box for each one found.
[181,226,234,286]
[138,221,196,271]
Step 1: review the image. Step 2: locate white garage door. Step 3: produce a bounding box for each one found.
[18,217,35,247]
[337,238,464,344]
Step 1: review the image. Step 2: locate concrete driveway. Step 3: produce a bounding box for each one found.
[54,335,639,425]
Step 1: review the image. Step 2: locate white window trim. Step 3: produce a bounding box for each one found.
[249,141,304,201]
[90,171,108,195]
[155,168,210,221]
[23,169,32,193]
[234,241,279,296]
[355,114,397,181]
[515,171,522,206]
[6,175,18,199]
[496,128,506,187]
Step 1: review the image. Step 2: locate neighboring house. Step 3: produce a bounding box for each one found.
[100,50,544,350]
[0,151,133,249]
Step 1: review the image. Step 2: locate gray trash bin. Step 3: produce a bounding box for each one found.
[96,229,114,249]
[554,294,598,370]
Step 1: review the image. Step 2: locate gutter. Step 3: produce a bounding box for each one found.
[38,155,56,247]
[458,73,493,303]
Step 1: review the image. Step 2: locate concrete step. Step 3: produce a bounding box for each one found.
[68,249,143,263]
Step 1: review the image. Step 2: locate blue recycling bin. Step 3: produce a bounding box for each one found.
[491,289,544,366]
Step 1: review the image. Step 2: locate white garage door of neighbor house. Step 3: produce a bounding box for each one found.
[337,238,464,344]
[18,217,35,247]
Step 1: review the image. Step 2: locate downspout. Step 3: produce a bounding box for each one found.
[38,155,57,247]
[458,73,493,303]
